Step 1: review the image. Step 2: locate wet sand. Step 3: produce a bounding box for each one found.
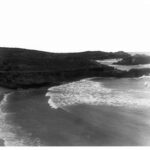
[1,88,150,146]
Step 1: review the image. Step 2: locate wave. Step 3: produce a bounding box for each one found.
[0,92,20,146]
[0,92,41,146]
[46,79,111,109]
[46,78,150,109]
[0,92,29,146]
[138,75,150,79]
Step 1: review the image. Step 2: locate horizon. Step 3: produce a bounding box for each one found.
[1,46,150,54]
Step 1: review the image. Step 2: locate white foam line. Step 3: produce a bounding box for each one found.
[0,92,22,146]
[0,91,42,146]
[0,92,29,146]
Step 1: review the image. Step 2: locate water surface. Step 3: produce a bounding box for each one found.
[97,59,150,71]
[0,76,150,146]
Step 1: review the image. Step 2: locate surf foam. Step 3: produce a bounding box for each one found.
[46,79,150,109]
[0,92,41,146]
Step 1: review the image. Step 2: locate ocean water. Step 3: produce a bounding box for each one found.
[129,52,150,56]
[97,59,150,71]
[0,76,150,146]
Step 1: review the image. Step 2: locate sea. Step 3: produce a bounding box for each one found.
[0,59,150,146]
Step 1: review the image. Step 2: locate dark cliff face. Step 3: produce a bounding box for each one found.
[0,48,130,71]
[0,47,149,89]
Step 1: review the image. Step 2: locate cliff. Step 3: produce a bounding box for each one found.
[0,47,149,89]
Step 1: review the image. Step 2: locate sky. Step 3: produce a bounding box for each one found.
[0,0,150,53]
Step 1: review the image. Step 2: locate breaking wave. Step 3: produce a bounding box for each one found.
[46,77,150,109]
[138,75,150,79]
[0,92,41,146]
[0,92,24,146]
[46,80,112,109]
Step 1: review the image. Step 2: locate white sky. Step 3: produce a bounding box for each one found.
[0,0,150,53]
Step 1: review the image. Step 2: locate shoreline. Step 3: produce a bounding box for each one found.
[0,87,50,146]
[0,88,13,146]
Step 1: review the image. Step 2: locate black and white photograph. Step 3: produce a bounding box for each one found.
[0,0,150,147]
